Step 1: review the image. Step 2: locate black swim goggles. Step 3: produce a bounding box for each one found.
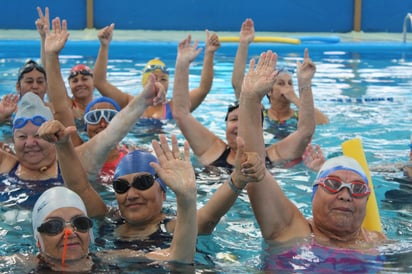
[37,216,93,235]
[68,69,93,80]
[17,60,46,81]
[112,174,158,194]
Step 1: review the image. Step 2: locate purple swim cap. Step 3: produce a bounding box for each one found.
[114,150,167,192]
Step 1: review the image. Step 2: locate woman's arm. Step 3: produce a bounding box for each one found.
[172,35,226,165]
[231,18,255,100]
[94,23,132,108]
[183,30,220,112]
[77,73,164,180]
[38,120,107,217]
[43,17,83,146]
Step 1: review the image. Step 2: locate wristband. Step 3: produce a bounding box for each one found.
[228,176,243,195]
[299,85,311,92]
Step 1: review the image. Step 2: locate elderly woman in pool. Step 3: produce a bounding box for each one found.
[0,184,197,272]
[93,23,220,119]
[238,49,386,250]
[172,34,316,169]
[232,18,328,140]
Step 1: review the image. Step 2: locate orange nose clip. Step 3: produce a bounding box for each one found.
[61,228,73,266]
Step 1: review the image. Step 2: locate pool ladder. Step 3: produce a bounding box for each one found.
[402,13,412,43]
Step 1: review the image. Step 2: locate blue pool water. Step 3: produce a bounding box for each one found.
[1,39,412,272]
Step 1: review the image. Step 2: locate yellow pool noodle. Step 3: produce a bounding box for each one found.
[219,36,301,44]
[341,138,382,232]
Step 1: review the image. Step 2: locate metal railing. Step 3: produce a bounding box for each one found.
[402,13,412,43]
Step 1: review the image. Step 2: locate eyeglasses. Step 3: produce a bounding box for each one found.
[84,109,118,125]
[143,64,169,75]
[37,216,93,235]
[68,69,93,80]
[317,175,370,198]
[225,102,239,121]
[18,60,46,81]
[113,174,158,194]
[13,115,47,129]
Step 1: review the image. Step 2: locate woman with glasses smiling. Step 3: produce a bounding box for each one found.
[93,23,220,120]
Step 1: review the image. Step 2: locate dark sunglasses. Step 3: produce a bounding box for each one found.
[84,109,118,125]
[225,102,239,121]
[113,174,158,194]
[143,64,169,75]
[13,115,47,130]
[68,69,93,80]
[18,60,46,81]
[37,216,93,235]
[317,175,370,198]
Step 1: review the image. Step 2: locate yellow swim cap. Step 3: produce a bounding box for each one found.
[141,58,169,86]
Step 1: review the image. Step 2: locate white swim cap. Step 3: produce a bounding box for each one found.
[13,92,53,130]
[32,187,93,249]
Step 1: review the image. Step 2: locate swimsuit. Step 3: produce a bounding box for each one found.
[0,163,64,208]
[263,109,299,139]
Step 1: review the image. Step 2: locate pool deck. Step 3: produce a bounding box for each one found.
[0,29,406,43]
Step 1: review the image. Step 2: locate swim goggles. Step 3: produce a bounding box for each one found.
[225,101,239,121]
[17,60,46,81]
[112,174,158,194]
[37,216,93,235]
[143,64,169,75]
[13,115,48,130]
[317,175,370,197]
[83,109,118,125]
[68,69,93,80]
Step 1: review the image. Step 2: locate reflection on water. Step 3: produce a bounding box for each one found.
[0,45,412,272]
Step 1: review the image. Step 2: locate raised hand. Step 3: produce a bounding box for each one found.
[177,35,203,65]
[232,136,266,189]
[38,120,77,144]
[0,94,19,119]
[205,30,221,53]
[150,134,196,199]
[35,6,49,40]
[141,74,166,106]
[239,18,255,44]
[98,23,115,46]
[242,50,278,100]
[296,48,316,86]
[302,143,325,172]
[44,17,69,54]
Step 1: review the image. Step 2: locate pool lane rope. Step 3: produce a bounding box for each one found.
[342,138,382,232]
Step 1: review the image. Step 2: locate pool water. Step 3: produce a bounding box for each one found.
[1,40,412,272]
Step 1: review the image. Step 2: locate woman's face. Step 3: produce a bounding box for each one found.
[13,122,56,169]
[16,70,47,100]
[85,102,118,138]
[115,172,165,225]
[38,207,90,261]
[68,74,94,102]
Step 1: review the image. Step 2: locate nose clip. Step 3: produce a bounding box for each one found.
[61,228,73,267]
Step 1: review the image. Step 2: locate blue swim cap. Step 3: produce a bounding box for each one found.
[85,96,121,114]
[114,150,167,192]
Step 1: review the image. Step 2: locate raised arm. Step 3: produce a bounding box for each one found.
[240,51,309,241]
[172,35,226,165]
[266,49,316,162]
[94,24,132,108]
[149,134,197,263]
[43,17,83,146]
[38,120,107,217]
[76,73,165,180]
[184,30,220,112]
[232,18,255,100]
[35,6,49,69]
